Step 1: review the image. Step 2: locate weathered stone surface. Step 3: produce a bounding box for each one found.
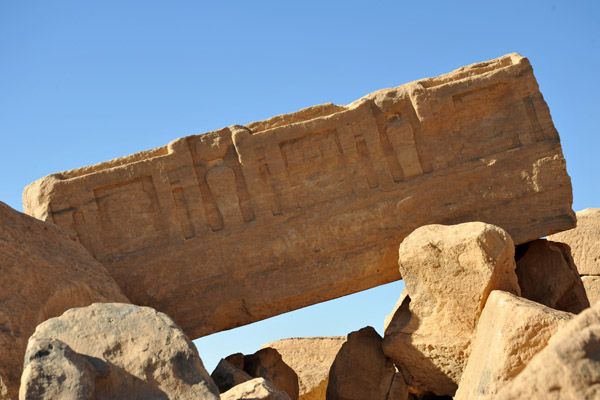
[516,239,589,313]
[549,208,600,275]
[454,290,574,400]
[23,53,574,339]
[496,301,600,399]
[211,359,252,394]
[221,378,291,400]
[582,276,600,305]
[383,222,521,396]
[261,337,345,400]
[0,201,129,400]
[23,303,219,400]
[244,348,299,400]
[326,326,400,400]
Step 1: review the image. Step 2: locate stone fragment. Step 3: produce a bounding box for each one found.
[220,378,291,400]
[582,276,600,305]
[211,358,252,393]
[496,301,600,399]
[515,239,589,313]
[0,201,129,400]
[225,353,246,370]
[261,337,345,400]
[383,222,521,396]
[243,348,299,400]
[326,326,400,400]
[22,303,219,400]
[23,53,575,339]
[548,208,600,275]
[454,290,574,400]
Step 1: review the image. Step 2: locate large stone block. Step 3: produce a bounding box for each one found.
[23,53,574,338]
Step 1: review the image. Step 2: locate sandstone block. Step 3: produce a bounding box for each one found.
[261,337,345,400]
[496,300,600,399]
[244,348,299,400]
[516,239,589,313]
[0,201,129,400]
[548,208,600,275]
[454,290,574,400]
[22,303,219,400]
[211,359,253,394]
[23,53,574,338]
[582,276,600,305]
[221,378,291,400]
[326,326,401,400]
[383,222,521,396]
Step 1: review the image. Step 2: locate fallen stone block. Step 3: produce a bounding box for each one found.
[211,358,253,394]
[383,222,521,396]
[454,290,574,400]
[0,201,129,400]
[515,239,589,313]
[21,303,219,400]
[496,300,600,399]
[23,53,574,338]
[221,378,291,400]
[243,348,299,400]
[262,337,345,400]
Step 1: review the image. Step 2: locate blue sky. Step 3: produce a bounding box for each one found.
[1,1,598,372]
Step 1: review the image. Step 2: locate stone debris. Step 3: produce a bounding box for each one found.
[0,201,129,400]
[220,377,291,400]
[454,290,574,400]
[515,239,589,313]
[23,53,574,339]
[243,348,300,400]
[211,358,253,394]
[383,222,521,396]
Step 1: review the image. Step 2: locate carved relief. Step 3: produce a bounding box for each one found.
[255,147,283,216]
[384,115,424,180]
[167,169,196,240]
[522,95,545,142]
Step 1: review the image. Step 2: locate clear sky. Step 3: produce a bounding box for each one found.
[1,1,598,372]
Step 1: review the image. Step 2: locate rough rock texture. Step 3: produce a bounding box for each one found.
[23,53,575,338]
[211,359,252,393]
[516,239,589,313]
[582,276,600,305]
[454,290,574,400]
[496,301,600,399]
[22,303,219,400]
[221,378,291,400]
[548,208,600,275]
[0,201,129,400]
[261,337,345,400]
[244,348,299,400]
[383,222,521,396]
[326,326,401,400]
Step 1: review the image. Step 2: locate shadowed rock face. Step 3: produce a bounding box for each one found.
[23,53,574,339]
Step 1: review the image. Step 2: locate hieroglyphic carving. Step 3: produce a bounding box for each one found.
[167,169,196,240]
[384,115,424,180]
[255,147,283,216]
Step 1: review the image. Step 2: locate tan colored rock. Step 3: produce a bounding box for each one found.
[22,303,219,400]
[582,276,600,305]
[326,326,401,400]
[212,359,253,394]
[23,53,574,339]
[548,208,600,275]
[383,222,521,396]
[516,239,589,313]
[244,348,299,400]
[261,337,345,400]
[221,378,291,400]
[454,290,574,400]
[496,300,600,399]
[0,201,129,400]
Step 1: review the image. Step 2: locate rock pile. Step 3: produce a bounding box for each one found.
[1,54,598,399]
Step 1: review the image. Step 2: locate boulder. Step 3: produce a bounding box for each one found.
[496,301,600,399]
[261,337,345,400]
[454,290,574,400]
[220,378,291,400]
[383,222,521,396]
[211,359,252,393]
[548,208,600,275]
[0,201,129,400]
[21,303,219,400]
[582,276,600,305]
[243,348,299,400]
[515,239,589,313]
[326,326,402,400]
[23,53,575,338]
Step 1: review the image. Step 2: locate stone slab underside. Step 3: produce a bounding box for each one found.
[24,53,575,338]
